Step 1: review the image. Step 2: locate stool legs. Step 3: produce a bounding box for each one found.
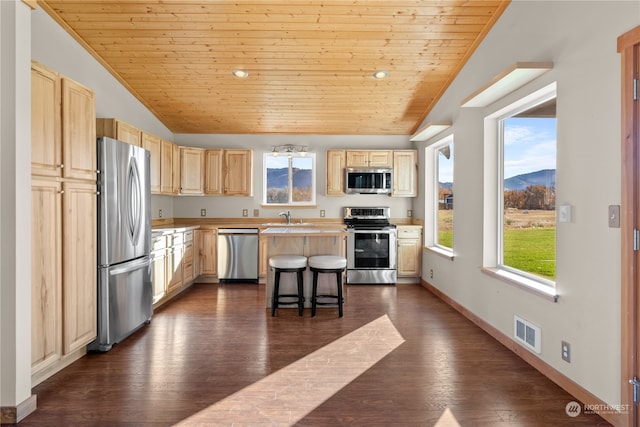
[271,267,305,317]
[311,267,344,317]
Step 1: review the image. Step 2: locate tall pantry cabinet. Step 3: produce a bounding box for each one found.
[31,62,97,385]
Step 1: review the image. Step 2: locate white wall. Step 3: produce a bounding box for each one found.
[414,0,639,406]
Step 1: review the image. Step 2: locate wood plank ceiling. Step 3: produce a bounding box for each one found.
[39,1,509,135]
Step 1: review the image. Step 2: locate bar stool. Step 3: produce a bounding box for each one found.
[308,255,347,317]
[269,255,307,317]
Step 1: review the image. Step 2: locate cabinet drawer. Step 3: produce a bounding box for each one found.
[184,230,193,243]
[397,227,422,239]
[171,232,183,246]
[152,235,167,251]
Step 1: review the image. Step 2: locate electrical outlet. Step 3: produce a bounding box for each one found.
[200,209,206,217]
[320,210,326,217]
[242,209,248,217]
[562,341,571,363]
[253,209,260,217]
[407,210,413,217]
[609,205,620,228]
[429,269,434,279]
[158,209,162,218]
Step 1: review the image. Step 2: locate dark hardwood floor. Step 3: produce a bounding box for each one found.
[21,283,609,426]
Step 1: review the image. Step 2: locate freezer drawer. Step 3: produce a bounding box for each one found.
[89,256,152,352]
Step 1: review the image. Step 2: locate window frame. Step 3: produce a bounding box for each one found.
[482,82,558,299]
[262,152,316,207]
[425,134,455,258]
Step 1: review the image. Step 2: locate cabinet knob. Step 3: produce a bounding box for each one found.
[57,163,64,169]
[96,191,101,195]
[58,190,65,194]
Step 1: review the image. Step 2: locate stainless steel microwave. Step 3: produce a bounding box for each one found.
[345,168,393,194]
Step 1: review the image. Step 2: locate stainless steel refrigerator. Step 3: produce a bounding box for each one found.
[88,136,152,352]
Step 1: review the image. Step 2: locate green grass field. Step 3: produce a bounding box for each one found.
[437,209,556,280]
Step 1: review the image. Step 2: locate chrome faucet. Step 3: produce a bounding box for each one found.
[279,210,292,224]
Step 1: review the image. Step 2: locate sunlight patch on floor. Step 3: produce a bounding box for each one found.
[176,314,405,426]
[434,408,462,427]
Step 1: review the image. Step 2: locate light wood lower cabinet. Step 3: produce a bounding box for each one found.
[183,231,194,282]
[167,232,184,294]
[31,178,62,376]
[151,235,168,303]
[259,235,268,279]
[397,225,422,278]
[199,229,218,275]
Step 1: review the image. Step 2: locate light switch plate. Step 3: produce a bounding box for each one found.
[558,205,571,223]
[609,205,620,228]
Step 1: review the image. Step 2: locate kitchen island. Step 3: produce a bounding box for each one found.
[261,226,347,309]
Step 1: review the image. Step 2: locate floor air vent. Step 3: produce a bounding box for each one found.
[514,315,541,354]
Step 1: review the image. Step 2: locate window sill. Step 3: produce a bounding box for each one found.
[481,267,558,302]
[425,246,454,261]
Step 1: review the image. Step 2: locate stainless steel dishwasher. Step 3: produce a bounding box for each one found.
[217,228,259,283]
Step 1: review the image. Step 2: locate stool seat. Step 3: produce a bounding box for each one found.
[308,255,347,270]
[270,255,307,317]
[269,255,308,270]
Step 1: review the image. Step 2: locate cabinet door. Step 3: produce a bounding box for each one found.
[167,244,184,293]
[180,147,205,194]
[160,139,173,194]
[172,143,181,194]
[62,78,96,181]
[31,178,62,374]
[205,149,223,195]
[31,63,62,177]
[151,250,167,304]
[224,149,253,196]
[259,235,268,278]
[62,180,97,354]
[192,230,201,278]
[397,239,421,277]
[346,150,368,167]
[326,150,346,196]
[141,132,162,194]
[183,241,194,282]
[393,150,418,197]
[200,229,218,275]
[368,150,393,167]
[116,121,141,146]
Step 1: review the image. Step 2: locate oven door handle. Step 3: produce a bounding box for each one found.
[354,249,365,252]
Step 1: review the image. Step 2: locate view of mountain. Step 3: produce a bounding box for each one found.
[266,167,312,189]
[504,169,555,191]
[439,169,556,191]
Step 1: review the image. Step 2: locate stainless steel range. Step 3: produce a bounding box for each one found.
[344,207,397,284]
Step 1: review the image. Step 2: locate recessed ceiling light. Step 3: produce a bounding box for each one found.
[372,70,389,80]
[232,69,249,78]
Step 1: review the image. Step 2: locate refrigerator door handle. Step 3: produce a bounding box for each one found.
[109,256,150,276]
[127,157,142,245]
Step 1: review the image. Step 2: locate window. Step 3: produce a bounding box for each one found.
[494,86,557,285]
[425,134,454,255]
[435,137,454,250]
[263,152,316,206]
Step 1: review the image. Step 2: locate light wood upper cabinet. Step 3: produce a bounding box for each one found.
[326,149,346,196]
[179,147,205,194]
[141,132,162,194]
[31,177,62,375]
[224,149,253,196]
[96,118,141,147]
[32,62,96,181]
[346,150,392,167]
[62,180,97,354]
[160,139,173,194]
[203,149,253,196]
[392,150,418,197]
[62,79,96,181]
[172,143,181,194]
[31,63,62,177]
[204,149,223,195]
